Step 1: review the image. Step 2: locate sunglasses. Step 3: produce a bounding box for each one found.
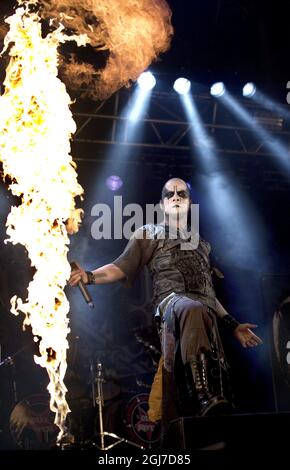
[163,189,189,200]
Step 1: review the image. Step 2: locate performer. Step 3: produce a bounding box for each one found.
[69,178,262,429]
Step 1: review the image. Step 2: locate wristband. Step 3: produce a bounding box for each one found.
[221,314,240,331]
[85,271,95,285]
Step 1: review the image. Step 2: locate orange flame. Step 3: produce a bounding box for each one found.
[39,0,173,100]
[0,0,87,441]
[0,0,173,444]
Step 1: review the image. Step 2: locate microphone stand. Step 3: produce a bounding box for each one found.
[96,362,105,450]
[93,361,144,451]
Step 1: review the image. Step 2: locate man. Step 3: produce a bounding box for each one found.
[69,178,262,428]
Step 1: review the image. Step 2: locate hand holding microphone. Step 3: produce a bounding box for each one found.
[69,261,94,308]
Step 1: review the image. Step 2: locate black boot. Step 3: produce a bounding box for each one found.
[189,353,232,416]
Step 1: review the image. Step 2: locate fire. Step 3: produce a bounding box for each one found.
[38,0,173,100]
[0,0,87,441]
[0,0,173,445]
[1,1,173,101]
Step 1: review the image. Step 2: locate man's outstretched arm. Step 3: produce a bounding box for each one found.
[69,228,154,289]
[69,263,126,286]
[215,298,263,348]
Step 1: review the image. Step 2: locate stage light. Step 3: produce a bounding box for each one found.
[106,175,123,191]
[173,78,191,95]
[243,82,256,98]
[137,71,156,91]
[210,82,225,97]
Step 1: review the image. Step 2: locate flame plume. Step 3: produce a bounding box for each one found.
[1,1,173,101]
[0,0,87,441]
[0,0,172,444]
[38,0,173,100]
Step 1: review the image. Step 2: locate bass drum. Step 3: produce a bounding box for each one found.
[123,393,161,449]
[9,394,58,449]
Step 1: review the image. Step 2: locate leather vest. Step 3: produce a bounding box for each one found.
[148,235,217,310]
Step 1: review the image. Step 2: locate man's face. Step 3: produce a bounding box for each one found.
[161,180,190,218]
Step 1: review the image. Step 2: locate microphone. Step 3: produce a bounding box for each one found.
[70,261,94,308]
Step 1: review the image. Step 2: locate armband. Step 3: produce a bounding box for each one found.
[85,271,95,285]
[221,314,240,331]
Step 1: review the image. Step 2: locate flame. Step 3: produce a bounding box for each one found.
[38,0,173,100]
[0,0,172,444]
[1,1,173,101]
[0,0,87,441]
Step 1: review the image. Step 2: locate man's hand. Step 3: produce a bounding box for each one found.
[234,323,263,348]
[69,262,88,286]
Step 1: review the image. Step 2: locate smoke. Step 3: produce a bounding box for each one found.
[35,0,173,100]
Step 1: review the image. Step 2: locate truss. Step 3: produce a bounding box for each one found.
[72,88,290,161]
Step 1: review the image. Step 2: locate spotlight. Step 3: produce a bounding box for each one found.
[243,82,256,98]
[137,71,156,91]
[106,175,123,191]
[210,82,225,97]
[173,77,191,95]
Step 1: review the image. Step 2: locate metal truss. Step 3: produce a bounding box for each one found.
[72,88,290,159]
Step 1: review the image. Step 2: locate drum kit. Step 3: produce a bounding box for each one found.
[0,344,161,451]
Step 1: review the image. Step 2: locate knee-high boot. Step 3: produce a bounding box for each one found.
[188,353,232,416]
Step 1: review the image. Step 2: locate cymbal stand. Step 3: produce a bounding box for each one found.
[0,343,32,405]
[94,361,144,451]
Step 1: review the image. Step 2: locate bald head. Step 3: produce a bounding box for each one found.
[161,178,189,200]
[160,177,191,222]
